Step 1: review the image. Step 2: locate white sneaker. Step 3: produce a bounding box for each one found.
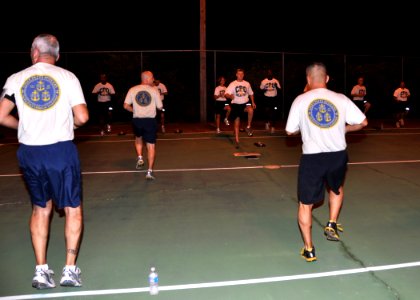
[246,127,253,137]
[32,269,56,289]
[146,170,156,180]
[136,157,145,169]
[60,266,82,287]
[106,124,111,133]
[224,118,230,126]
[216,128,221,134]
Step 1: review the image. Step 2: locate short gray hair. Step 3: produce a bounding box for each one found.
[31,34,60,59]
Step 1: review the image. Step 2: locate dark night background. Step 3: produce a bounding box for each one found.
[1,1,419,123]
[0,1,418,56]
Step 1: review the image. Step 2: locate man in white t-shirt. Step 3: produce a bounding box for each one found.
[213,76,231,133]
[393,81,411,128]
[286,62,367,262]
[124,71,163,180]
[0,33,89,289]
[260,69,281,133]
[92,73,115,135]
[350,76,371,114]
[153,79,168,133]
[225,68,256,147]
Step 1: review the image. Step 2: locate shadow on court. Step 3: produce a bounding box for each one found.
[1,119,420,299]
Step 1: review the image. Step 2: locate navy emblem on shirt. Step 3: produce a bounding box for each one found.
[308,99,338,128]
[135,91,152,107]
[21,75,59,110]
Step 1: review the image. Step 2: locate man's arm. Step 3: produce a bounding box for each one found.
[286,130,300,136]
[72,103,89,129]
[0,97,18,129]
[346,118,368,133]
[250,94,256,108]
[224,93,234,100]
[123,102,133,113]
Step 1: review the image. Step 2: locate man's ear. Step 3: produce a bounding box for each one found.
[56,54,60,62]
[31,48,39,64]
[326,75,330,84]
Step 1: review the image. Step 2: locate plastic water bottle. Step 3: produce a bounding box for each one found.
[148,267,159,295]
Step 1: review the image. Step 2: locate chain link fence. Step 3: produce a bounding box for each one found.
[1,50,419,124]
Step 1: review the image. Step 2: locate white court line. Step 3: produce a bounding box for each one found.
[1,159,420,178]
[2,261,420,299]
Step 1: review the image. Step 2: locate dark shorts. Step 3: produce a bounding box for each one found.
[132,118,157,144]
[17,141,82,209]
[352,100,367,112]
[298,150,348,205]
[261,96,279,110]
[214,101,229,114]
[230,103,249,121]
[97,101,112,115]
[394,101,408,114]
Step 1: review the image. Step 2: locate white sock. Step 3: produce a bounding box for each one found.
[64,265,76,271]
[36,264,49,271]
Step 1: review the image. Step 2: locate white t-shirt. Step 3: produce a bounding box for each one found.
[286,88,366,154]
[155,83,168,101]
[351,85,366,101]
[393,88,410,101]
[260,78,281,97]
[225,80,254,104]
[124,84,163,118]
[2,62,86,145]
[214,85,227,101]
[92,82,115,102]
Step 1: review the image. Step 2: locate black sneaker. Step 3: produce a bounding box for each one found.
[324,221,343,241]
[300,247,317,262]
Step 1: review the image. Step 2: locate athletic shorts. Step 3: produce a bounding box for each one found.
[132,118,157,144]
[394,101,408,114]
[298,150,348,205]
[352,100,367,112]
[230,103,249,121]
[17,141,82,209]
[261,96,279,110]
[214,101,229,114]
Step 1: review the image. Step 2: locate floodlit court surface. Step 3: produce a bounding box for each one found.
[1,119,420,300]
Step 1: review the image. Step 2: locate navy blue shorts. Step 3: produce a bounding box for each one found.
[17,141,82,209]
[298,150,348,205]
[132,118,157,144]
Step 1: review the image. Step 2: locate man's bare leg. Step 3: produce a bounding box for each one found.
[31,201,53,265]
[63,206,83,266]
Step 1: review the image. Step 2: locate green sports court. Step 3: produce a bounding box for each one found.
[1,120,420,300]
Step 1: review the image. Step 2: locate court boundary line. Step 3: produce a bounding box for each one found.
[2,260,420,299]
[2,129,420,147]
[1,159,420,178]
